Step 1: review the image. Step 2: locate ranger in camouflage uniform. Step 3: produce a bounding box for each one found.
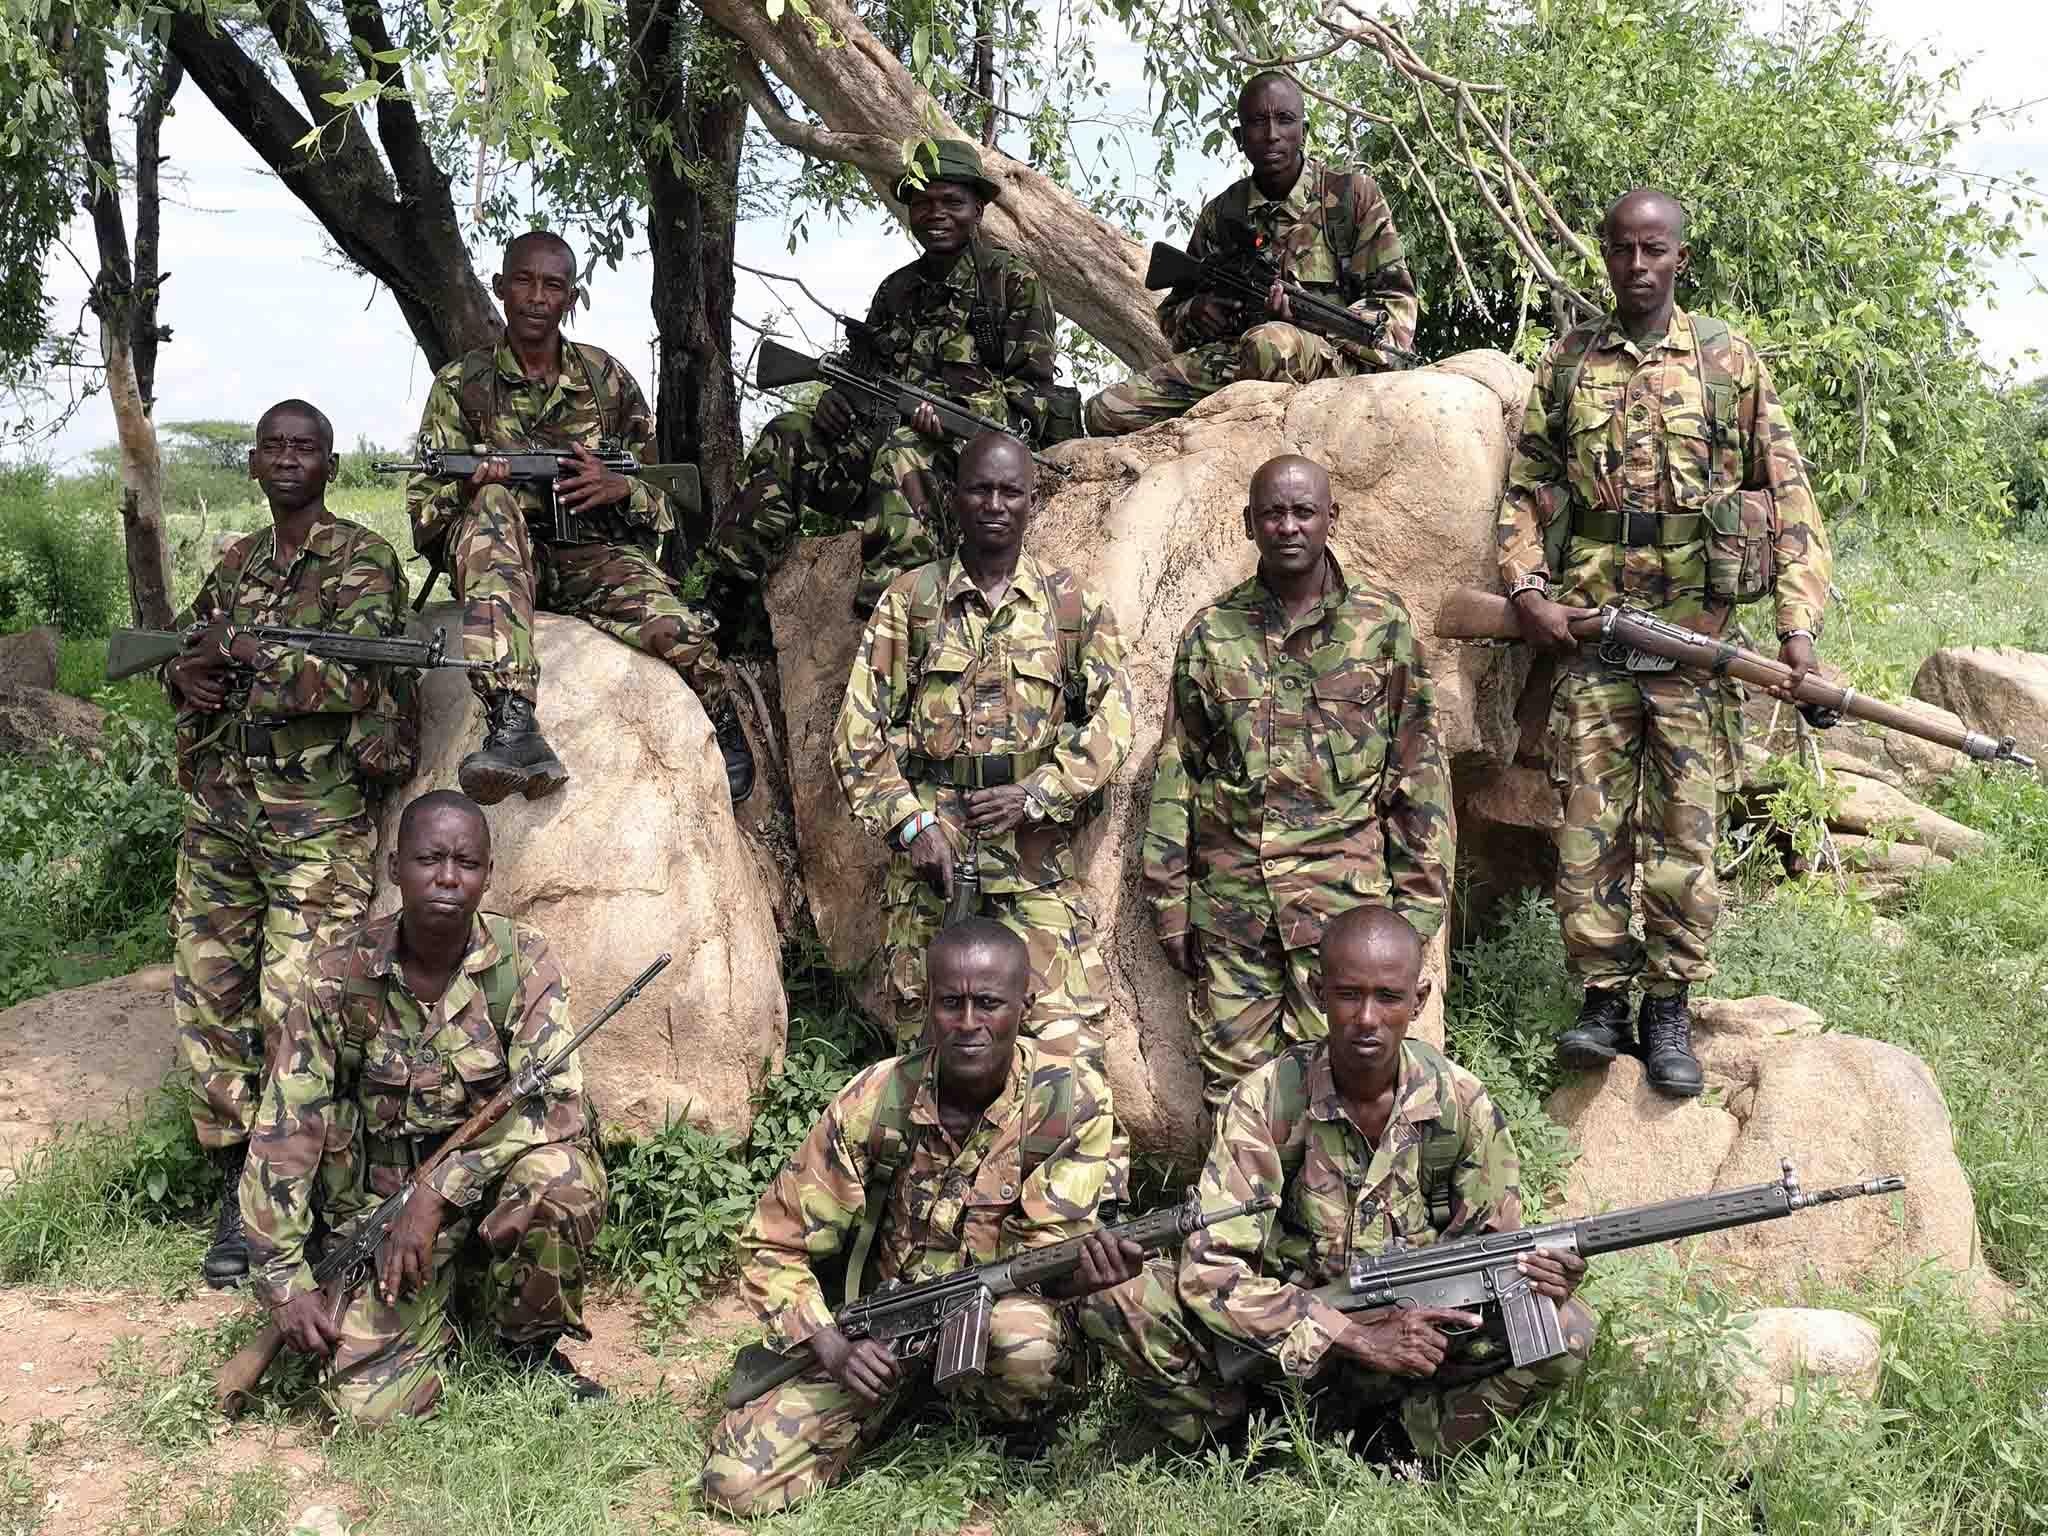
[409,230,753,807]
[1079,908,1595,1460]
[1499,188,1832,1096]
[1085,72,1417,436]
[700,921,1140,1516]
[706,140,1061,616]
[1145,454,1453,1108]
[245,790,607,1422]
[833,432,1134,1052]
[165,399,406,1290]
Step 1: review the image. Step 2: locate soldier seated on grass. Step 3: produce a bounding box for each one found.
[1079,906,1597,1463]
[699,919,1142,1517]
[244,788,608,1422]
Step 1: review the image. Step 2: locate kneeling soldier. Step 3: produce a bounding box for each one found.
[243,790,608,1422]
[700,920,1139,1516]
[1079,907,1595,1461]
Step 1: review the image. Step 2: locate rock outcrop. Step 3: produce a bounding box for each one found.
[1546,994,2004,1317]
[0,627,58,692]
[385,608,788,1139]
[1724,1308,1882,1429]
[0,966,178,1175]
[1913,645,2048,764]
[768,358,1534,1159]
[1826,772,1984,860]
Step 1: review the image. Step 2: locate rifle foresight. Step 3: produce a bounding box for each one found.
[756,339,824,392]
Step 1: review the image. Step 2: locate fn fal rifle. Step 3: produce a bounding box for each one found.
[212,952,673,1418]
[725,1192,1278,1409]
[106,622,491,684]
[1212,1160,1904,1385]
[1434,588,2037,771]
[1143,240,1421,369]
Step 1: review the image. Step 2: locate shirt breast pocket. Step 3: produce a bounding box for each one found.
[449,1039,510,1109]
[1663,417,1717,509]
[1310,668,1389,787]
[1007,646,1064,740]
[960,1185,1018,1263]
[358,1051,412,1140]
[1565,384,1621,477]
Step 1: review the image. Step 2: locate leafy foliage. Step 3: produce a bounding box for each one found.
[0,464,129,635]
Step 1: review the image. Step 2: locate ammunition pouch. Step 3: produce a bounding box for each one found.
[1041,385,1086,446]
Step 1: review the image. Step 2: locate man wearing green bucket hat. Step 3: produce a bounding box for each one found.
[704,138,1064,619]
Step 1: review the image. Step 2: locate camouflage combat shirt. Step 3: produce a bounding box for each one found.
[169,517,407,828]
[833,553,1135,901]
[242,910,588,1308]
[1498,306,1832,636]
[1179,1038,1523,1378]
[736,1040,1118,1351]
[408,338,669,551]
[1165,156,1419,372]
[851,239,1058,443]
[1143,555,1452,952]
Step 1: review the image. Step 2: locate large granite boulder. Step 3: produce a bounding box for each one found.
[0,965,177,1176]
[1913,645,2048,766]
[768,357,1533,1160]
[384,608,788,1139]
[1546,994,2005,1317]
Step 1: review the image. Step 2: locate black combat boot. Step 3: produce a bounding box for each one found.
[458,692,568,806]
[1556,986,1636,1070]
[504,1335,608,1403]
[201,1143,249,1290]
[1639,988,1705,1098]
[709,694,756,804]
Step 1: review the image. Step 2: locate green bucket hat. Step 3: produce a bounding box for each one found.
[893,139,1001,204]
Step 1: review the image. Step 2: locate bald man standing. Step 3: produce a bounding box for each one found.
[1499,188,1831,1097]
[1144,455,1453,1109]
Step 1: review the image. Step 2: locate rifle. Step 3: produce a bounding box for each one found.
[944,793,981,927]
[755,334,1063,472]
[1213,1160,1904,1386]
[213,952,673,1418]
[724,1191,1278,1409]
[1434,588,2038,771]
[106,622,491,684]
[1143,241,1421,369]
[375,439,702,547]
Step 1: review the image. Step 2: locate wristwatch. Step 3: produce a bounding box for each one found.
[1507,575,1550,602]
[1777,628,1815,647]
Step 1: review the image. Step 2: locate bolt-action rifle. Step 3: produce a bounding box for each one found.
[1143,240,1421,369]
[212,953,673,1418]
[724,1192,1277,1409]
[105,622,491,684]
[1212,1160,1904,1385]
[1434,588,2038,771]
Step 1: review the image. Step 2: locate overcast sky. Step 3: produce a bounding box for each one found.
[21,0,2047,468]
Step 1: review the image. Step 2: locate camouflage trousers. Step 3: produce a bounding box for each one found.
[445,484,725,709]
[1083,322,1355,437]
[173,788,374,1148]
[1189,927,1325,1111]
[1552,652,1742,994]
[311,1141,605,1425]
[1078,1256,1595,1456]
[705,404,957,616]
[700,1294,1077,1516]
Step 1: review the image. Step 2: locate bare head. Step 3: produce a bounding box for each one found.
[496,231,580,348]
[1317,906,1431,1090]
[927,918,1032,1103]
[1244,453,1338,581]
[1600,188,1690,328]
[248,399,338,516]
[955,430,1036,558]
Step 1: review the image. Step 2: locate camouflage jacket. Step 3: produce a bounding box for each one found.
[1499,306,1832,637]
[1142,556,1451,952]
[851,239,1058,443]
[408,338,667,552]
[1178,1038,1522,1378]
[241,910,588,1307]
[833,553,1135,900]
[169,516,407,827]
[1166,156,1419,371]
[735,1040,1118,1351]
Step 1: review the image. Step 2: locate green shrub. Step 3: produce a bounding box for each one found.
[0,464,127,636]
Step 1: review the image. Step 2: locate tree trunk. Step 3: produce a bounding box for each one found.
[130,52,181,413]
[626,6,747,551]
[696,0,1169,369]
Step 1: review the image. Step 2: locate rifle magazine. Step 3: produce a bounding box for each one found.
[930,1287,994,1390]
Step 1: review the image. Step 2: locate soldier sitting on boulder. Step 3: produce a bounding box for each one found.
[1144,453,1453,1109]
[700,919,1141,1516]
[407,230,754,807]
[163,397,407,1291]
[1080,906,1596,1462]
[1084,70,1418,436]
[702,140,1063,619]
[243,789,609,1421]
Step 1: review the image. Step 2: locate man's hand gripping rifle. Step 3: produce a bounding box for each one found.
[375,441,701,546]
[725,1192,1278,1409]
[212,953,673,1417]
[1212,1161,1904,1385]
[1144,241,1421,369]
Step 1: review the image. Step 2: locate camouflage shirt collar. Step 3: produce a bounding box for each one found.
[906,243,980,299]
[238,512,351,572]
[908,1038,1034,1138]
[938,550,1052,614]
[1236,551,1352,621]
[489,337,596,394]
[1594,304,1698,362]
[1244,154,1333,217]
[1303,1039,1446,1132]
[354,910,508,982]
